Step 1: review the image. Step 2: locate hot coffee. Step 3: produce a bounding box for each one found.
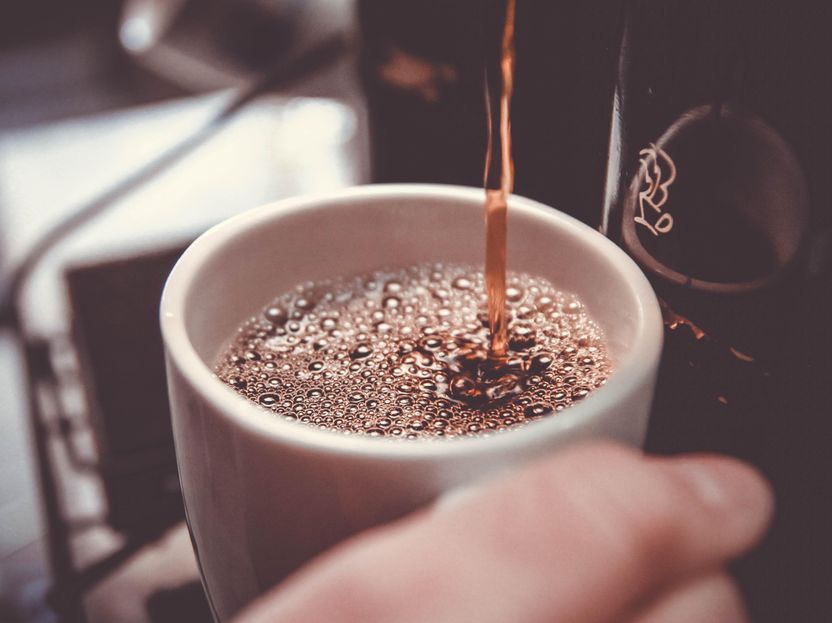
[216,1,612,440]
[214,263,611,439]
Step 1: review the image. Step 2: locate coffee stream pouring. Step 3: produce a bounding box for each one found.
[357,0,624,226]
[603,1,832,619]
[482,0,516,359]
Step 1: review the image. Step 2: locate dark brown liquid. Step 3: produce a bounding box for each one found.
[215,264,611,439]
[216,2,613,440]
[483,0,516,358]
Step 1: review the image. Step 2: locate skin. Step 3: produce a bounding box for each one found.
[236,442,773,623]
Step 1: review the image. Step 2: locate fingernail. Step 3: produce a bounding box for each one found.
[674,458,774,523]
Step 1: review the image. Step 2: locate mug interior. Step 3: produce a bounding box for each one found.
[163,185,660,449]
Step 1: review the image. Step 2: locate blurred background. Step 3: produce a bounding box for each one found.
[0,1,830,622]
[1,1,364,621]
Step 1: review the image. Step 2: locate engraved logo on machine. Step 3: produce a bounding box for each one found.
[635,143,676,236]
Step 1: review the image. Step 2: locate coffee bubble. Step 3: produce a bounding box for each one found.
[215,263,611,440]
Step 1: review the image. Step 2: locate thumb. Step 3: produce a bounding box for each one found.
[237,442,772,623]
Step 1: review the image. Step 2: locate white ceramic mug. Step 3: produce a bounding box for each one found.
[160,184,663,621]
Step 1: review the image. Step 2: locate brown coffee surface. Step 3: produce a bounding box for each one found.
[215,263,611,440]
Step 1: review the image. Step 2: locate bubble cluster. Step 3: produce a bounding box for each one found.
[214,263,612,440]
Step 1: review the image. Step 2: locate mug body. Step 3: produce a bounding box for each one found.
[160,184,662,620]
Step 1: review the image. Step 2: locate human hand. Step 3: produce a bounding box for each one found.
[235,442,773,623]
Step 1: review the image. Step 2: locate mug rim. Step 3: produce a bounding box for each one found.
[160,184,662,460]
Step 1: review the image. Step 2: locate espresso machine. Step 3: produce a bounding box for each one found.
[358,1,832,620]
